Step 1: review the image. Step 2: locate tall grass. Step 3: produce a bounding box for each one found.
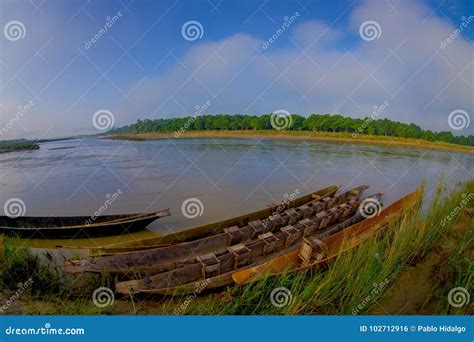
[185,180,473,315]
[0,239,115,314]
[426,202,473,315]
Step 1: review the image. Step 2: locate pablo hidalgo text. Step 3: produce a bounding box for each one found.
[417,325,466,334]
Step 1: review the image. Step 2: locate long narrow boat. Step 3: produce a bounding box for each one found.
[114,192,379,296]
[64,186,368,276]
[89,184,342,256]
[232,190,421,285]
[0,209,171,239]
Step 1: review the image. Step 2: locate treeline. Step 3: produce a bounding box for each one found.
[110,114,474,147]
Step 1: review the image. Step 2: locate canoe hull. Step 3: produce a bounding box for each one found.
[232,189,422,284]
[114,192,373,295]
[90,184,342,255]
[65,185,364,276]
[0,210,171,239]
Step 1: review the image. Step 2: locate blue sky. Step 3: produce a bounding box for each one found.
[0,0,473,138]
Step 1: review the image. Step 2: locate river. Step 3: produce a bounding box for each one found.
[0,137,472,248]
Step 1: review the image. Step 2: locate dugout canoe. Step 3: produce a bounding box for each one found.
[89,184,342,256]
[64,186,368,276]
[0,209,171,239]
[232,190,421,284]
[114,192,379,296]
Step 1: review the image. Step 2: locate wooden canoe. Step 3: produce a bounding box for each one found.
[114,193,377,295]
[0,209,171,239]
[64,186,368,276]
[232,189,421,284]
[89,184,342,256]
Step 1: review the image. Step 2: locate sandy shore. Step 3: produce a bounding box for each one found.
[105,131,474,154]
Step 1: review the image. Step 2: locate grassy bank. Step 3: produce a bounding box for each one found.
[1,180,472,315]
[0,139,39,154]
[106,131,474,154]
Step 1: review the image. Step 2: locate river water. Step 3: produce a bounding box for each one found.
[0,138,472,247]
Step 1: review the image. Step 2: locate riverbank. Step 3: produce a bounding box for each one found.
[106,131,474,154]
[0,139,39,154]
[1,179,472,315]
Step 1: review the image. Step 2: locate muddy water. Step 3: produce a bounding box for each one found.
[0,137,472,248]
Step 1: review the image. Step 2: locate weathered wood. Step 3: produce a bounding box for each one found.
[89,184,343,255]
[114,194,369,295]
[0,210,171,239]
[232,190,422,285]
[65,186,368,276]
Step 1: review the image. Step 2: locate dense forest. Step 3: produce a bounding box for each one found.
[110,114,474,147]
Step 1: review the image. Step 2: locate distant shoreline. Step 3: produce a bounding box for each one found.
[0,140,40,154]
[105,131,474,154]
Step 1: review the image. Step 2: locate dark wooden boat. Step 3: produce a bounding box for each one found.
[88,184,343,256]
[232,190,421,284]
[64,186,368,276]
[114,192,379,296]
[0,209,171,239]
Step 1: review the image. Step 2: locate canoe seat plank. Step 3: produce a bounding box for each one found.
[281,225,300,247]
[227,243,251,269]
[299,237,328,266]
[223,226,244,245]
[268,213,283,227]
[248,220,265,238]
[299,205,314,219]
[284,208,299,224]
[197,253,221,278]
[258,232,279,255]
